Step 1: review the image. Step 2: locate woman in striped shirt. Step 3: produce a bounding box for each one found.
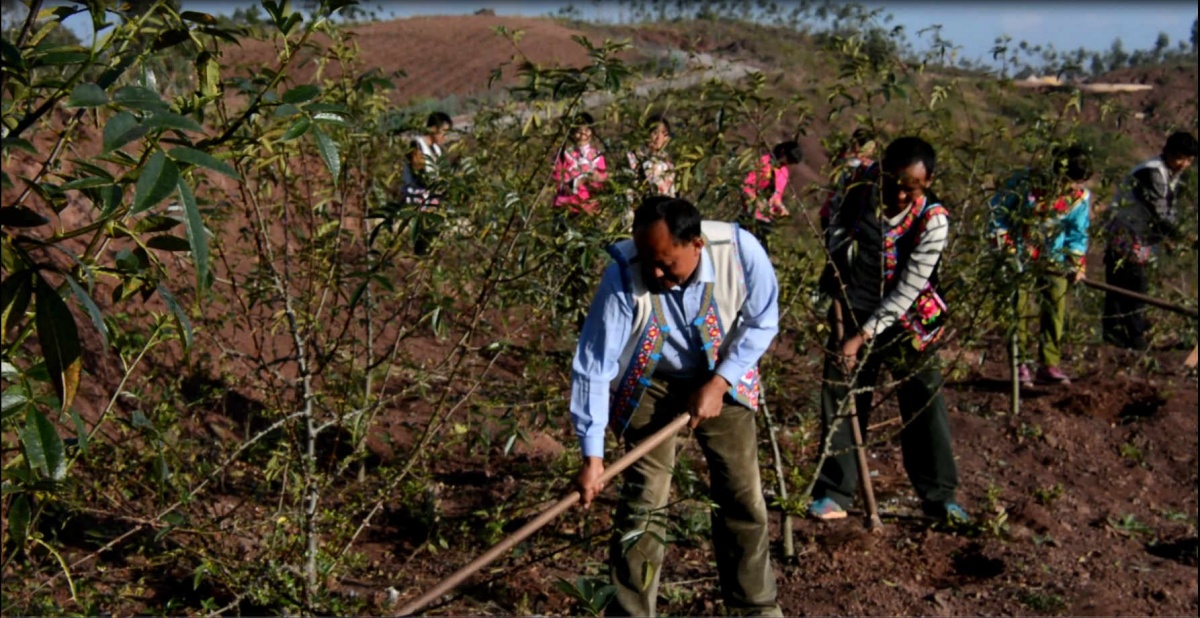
[810,136,966,524]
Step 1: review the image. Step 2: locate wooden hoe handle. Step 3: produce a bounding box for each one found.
[1079,278,1198,318]
[396,414,692,616]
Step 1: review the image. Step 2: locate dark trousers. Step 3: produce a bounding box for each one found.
[814,307,959,509]
[607,378,781,617]
[1102,247,1150,349]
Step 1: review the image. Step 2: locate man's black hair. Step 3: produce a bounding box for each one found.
[882,136,937,176]
[632,196,702,243]
[426,111,452,129]
[646,114,671,136]
[772,140,802,165]
[1163,131,1198,159]
[1052,145,1092,182]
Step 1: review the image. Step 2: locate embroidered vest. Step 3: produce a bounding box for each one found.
[403,136,443,209]
[605,221,760,433]
[883,198,950,351]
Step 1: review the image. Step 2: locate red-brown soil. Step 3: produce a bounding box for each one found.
[362,335,1196,617]
[220,15,644,105]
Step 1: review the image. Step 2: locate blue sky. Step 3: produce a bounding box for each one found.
[48,0,1198,68]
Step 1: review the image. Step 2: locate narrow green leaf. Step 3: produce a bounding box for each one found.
[152,28,191,51]
[63,275,108,349]
[69,407,89,453]
[274,103,301,118]
[180,10,217,23]
[282,84,320,104]
[67,159,116,181]
[66,82,107,108]
[157,284,193,349]
[34,50,90,66]
[144,111,204,134]
[197,52,221,98]
[1,271,33,339]
[102,111,146,154]
[313,127,341,183]
[167,146,239,179]
[130,151,180,215]
[8,494,30,550]
[113,85,168,112]
[23,408,67,481]
[2,390,29,416]
[24,362,49,383]
[312,112,347,126]
[145,235,191,251]
[198,25,242,45]
[1,137,38,154]
[100,184,124,216]
[281,12,303,35]
[34,276,82,412]
[1,37,26,73]
[134,214,183,234]
[281,116,311,141]
[371,274,396,293]
[0,206,50,228]
[177,180,209,292]
[60,176,113,190]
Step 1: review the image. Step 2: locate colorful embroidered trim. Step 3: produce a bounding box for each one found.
[888,199,949,352]
[609,232,762,430]
[610,294,669,433]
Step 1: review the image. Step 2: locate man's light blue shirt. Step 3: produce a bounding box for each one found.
[569,227,779,459]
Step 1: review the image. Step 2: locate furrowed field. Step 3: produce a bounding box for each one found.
[1,1,1196,615]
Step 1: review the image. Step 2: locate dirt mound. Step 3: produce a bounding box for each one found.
[220,15,632,104]
[1085,62,1198,159]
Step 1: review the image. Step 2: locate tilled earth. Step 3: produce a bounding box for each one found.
[372,340,1197,616]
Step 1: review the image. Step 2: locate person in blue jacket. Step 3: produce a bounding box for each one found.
[988,145,1093,386]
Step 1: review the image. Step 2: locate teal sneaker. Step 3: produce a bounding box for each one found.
[923,501,970,523]
[809,497,847,521]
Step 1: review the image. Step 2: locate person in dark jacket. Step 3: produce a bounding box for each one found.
[1103,131,1197,350]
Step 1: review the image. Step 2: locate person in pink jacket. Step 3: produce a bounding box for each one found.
[740,140,802,255]
[552,112,610,329]
[553,112,609,216]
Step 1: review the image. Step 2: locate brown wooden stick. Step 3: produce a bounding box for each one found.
[395,414,691,616]
[1079,278,1198,318]
[833,302,883,531]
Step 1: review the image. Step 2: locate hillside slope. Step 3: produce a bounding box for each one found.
[220,15,642,106]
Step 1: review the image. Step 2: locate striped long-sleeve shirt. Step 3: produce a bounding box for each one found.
[828,164,949,339]
[861,201,948,337]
